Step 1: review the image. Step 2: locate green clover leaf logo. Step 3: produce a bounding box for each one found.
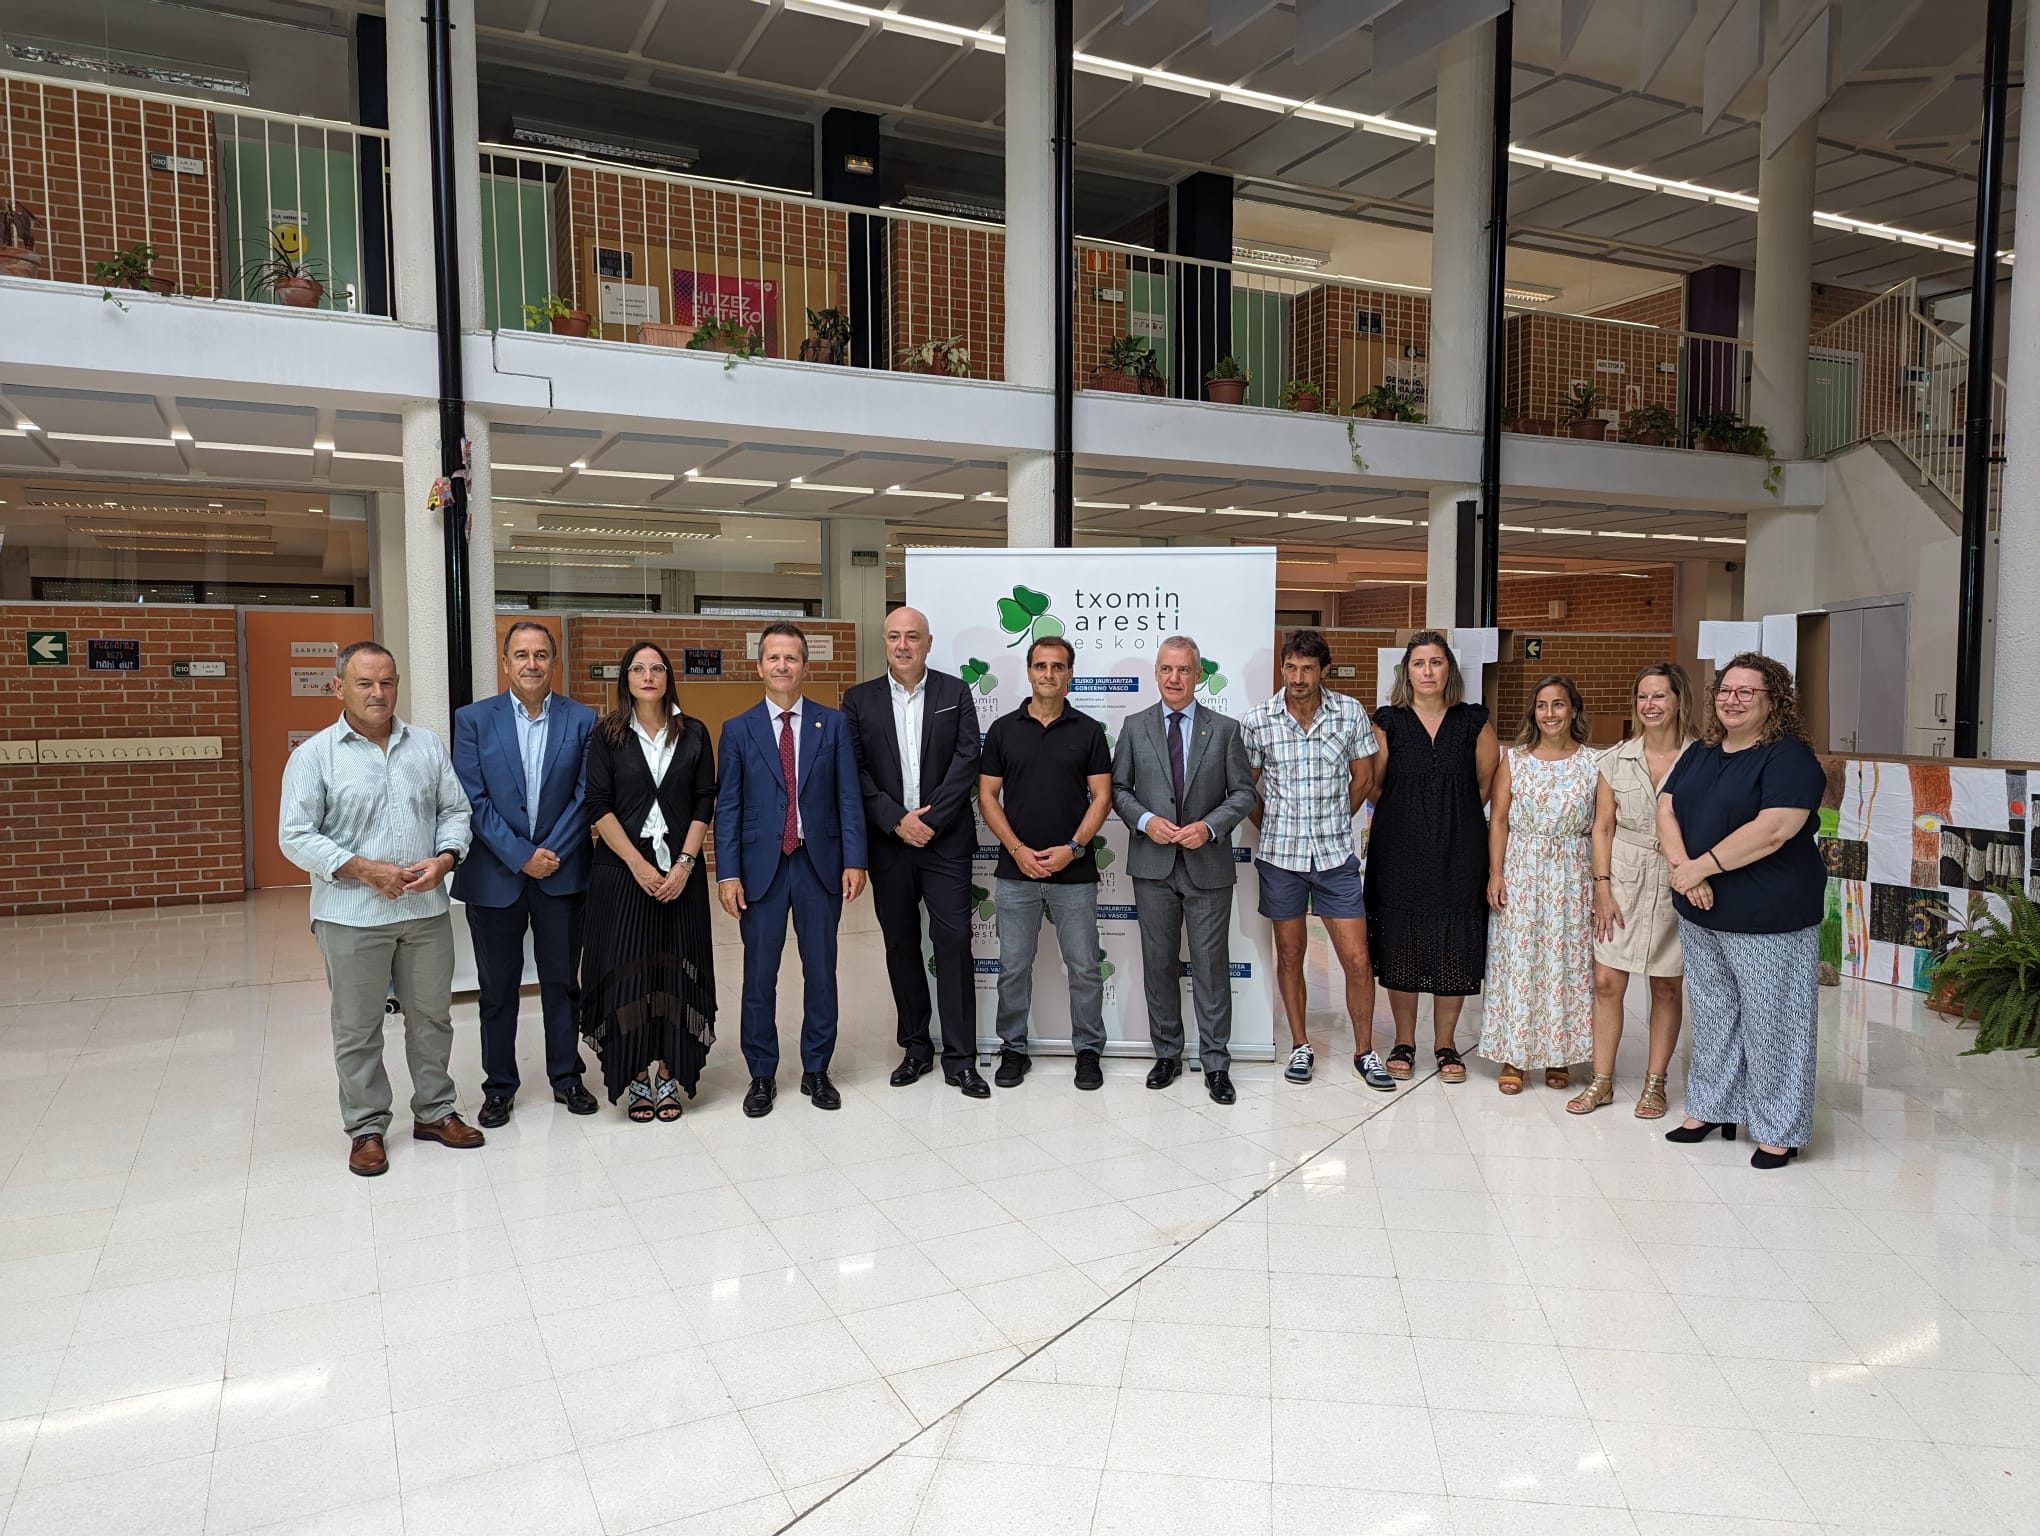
[996,585,1063,648]
[970,883,995,920]
[1096,947,1115,982]
[1195,656,1229,694]
[1090,835,1114,870]
[959,657,998,694]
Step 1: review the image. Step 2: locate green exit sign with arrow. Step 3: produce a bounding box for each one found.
[1523,637,1543,660]
[26,630,68,665]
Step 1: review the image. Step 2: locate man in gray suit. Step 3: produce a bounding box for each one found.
[1112,635,1259,1104]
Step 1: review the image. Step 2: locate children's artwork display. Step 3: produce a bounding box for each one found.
[1818,757,2032,992]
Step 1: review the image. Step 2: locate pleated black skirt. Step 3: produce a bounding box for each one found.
[577,839,717,1102]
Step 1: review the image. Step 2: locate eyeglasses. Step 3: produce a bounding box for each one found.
[628,664,668,678]
[1713,685,1768,703]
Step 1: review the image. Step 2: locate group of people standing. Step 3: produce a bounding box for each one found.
[279,614,1827,1180]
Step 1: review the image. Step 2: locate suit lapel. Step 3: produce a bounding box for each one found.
[1182,708,1215,783]
[917,678,939,768]
[799,709,824,809]
[537,695,573,804]
[491,694,526,815]
[754,704,787,795]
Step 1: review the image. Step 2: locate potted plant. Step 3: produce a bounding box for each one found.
[1278,378,1322,413]
[0,202,38,278]
[799,307,852,365]
[94,243,174,295]
[1623,402,1677,447]
[1352,382,1425,422]
[1091,336,1165,395]
[1691,408,1744,452]
[1562,381,1607,440]
[898,336,971,376]
[1204,355,1250,405]
[238,230,324,307]
[522,293,591,338]
[686,316,763,370]
[1927,886,2040,1054]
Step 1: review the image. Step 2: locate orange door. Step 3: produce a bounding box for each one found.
[244,608,376,888]
[492,613,568,687]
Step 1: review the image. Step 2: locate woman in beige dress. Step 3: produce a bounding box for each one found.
[1570,663,1696,1117]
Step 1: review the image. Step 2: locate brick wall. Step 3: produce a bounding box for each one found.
[1589,285,1685,328]
[1489,633,1678,746]
[2,82,218,293]
[1337,587,1421,627]
[892,221,1007,381]
[1504,310,1683,429]
[563,616,860,710]
[0,604,245,916]
[1808,283,1883,333]
[1265,626,1396,691]
[1332,571,1672,634]
[1293,285,1430,412]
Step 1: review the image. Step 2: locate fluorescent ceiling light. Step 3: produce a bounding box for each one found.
[333,450,403,463]
[1351,514,1415,526]
[497,462,565,473]
[687,475,777,489]
[45,432,175,447]
[5,35,249,95]
[68,519,273,541]
[1539,526,1593,536]
[1703,535,1746,544]
[576,469,678,482]
[29,488,266,515]
[1074,500,1129,510]
[95,538,276,554]
[1286,511,1346,521]
[506,538,674,556]
[1650,533,1700,541]
[312,440,335,452]
[975,492,1008,503]
[536,512,720,539]
[1597,530,1648,539]
[785,481,876,494]
[1503,283,1562,305]
[169,428,192,441]
[884,486,967,500]
[199,442,315,456]
[1500,523,1536,533]
[1140,502,1204,514]
[1210,507,1280,520]
[1232,242,1329,271]
[14,420,39,431]
[497,556,639,570]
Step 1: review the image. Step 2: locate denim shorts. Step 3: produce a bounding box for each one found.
[1255,854,1365,921]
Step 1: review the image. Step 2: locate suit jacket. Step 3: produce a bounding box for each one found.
[840,668,982,862]
[583,712,717,870]
[714,698,869,900]
[1111,701,1258,889]
[451,690,597,906]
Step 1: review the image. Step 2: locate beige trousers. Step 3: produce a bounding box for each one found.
[313,914,457,1137]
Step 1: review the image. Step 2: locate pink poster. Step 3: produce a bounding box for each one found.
[672,270,778,355]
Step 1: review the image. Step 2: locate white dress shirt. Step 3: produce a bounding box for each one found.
[632,706,681,871]
[767,696,805,839]
[889,670,927,811]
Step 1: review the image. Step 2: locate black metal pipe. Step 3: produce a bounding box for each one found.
[425,0,473,714]
[1956,0,2012,758]
[1477,4,1514,627]
[1051,0,1075,547]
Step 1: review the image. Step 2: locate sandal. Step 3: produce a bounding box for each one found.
[1434,1047,1467,1083]
[1634,1072,1669,1120]
[625,1075,656,1123]
[653,1074,684,1122]
[1545,1068,1571,1090]
[1384,1043,1417,1080]
[1498,1066,1524,1096]
[1566,1073,1615,1115]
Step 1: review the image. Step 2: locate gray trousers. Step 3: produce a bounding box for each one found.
[1133,867,1233,1071]
[1678,919,1819,1148]
[993,878,1105,1054]
[313,914,457,1137]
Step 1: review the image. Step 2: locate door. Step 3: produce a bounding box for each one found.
[243,608,376,888]
[1230,287,1291,408]
[1807,352,1859,457]
[1826,609,1863,753]
[1825,601,1909,754]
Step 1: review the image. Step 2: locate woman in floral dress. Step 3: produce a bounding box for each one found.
[1478,675,1598,1093]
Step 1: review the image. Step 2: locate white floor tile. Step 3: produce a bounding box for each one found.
[740,1377,920,1487]
[1427,1408,1622,1507]
[1764,1429,2006,1533]
[396,1450,604,1536]
[1597,1420,1813,1521]
[205,1414,399,1534]
[555,1344,733,1446]
[909,1457,1099,1536]
[579,1412,780,1536]
[1091,1468,1274,1536]
[18,1379,220,1488]
[1108,1386,1272,1482]
[0,1449,211,1536]
[393,1378,573,1491]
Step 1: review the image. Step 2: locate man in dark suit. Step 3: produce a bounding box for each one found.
[716,622,868,1117]
[1111,635,1259,1104]
[451,621,600,1125]
[841,606,989,1099]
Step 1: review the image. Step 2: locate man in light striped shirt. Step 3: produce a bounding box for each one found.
[280,641,481,1176]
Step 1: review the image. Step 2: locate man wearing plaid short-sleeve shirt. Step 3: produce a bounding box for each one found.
[1242,629,1396,1091]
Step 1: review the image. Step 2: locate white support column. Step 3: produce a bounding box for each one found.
[1991,0,2040,757]
[400,401,451,738]
[464,419,496,702]
[822,516,888,679]
[369,491,410,681]
[1744,114,1819,619]
[1004,0,1056,546]
[1424,25,1495,628]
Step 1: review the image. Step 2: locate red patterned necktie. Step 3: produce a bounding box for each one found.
[778,710,799,854]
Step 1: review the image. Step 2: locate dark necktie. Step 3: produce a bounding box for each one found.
[1168,710,1186,819]
[778,710,799,854]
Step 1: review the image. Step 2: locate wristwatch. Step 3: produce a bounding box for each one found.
[675,852,697,868]
[1067,840,1086,858]
[435,847,462,867]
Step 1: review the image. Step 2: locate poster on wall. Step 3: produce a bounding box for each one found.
[673,271,778,353]
[908,547,1279,1061]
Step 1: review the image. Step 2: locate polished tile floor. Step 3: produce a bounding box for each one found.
[1,894,2037,1535]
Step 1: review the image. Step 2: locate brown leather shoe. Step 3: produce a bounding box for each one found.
[412,1113,485,1149]
[348,1134,388,1177]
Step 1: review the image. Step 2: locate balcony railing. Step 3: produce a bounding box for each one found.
[0,67,393,314]
[1504,308,1751,450]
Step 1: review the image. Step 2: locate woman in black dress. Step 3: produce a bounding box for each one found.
[578,641,717,1121]
[1363,630,1500,1083]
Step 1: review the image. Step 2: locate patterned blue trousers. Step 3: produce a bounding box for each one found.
[1677,919,1820,1149]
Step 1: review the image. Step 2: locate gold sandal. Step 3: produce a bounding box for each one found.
[1566,1073,1615,1115]
[1634,1073,1669,1120]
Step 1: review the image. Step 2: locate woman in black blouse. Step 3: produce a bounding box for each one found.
[578,641,718,1121]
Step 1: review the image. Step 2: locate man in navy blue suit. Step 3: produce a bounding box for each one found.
[716,622,868,1117]
[451,621,599,1126]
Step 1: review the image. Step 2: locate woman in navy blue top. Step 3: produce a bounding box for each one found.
[1654,652,1827,1169]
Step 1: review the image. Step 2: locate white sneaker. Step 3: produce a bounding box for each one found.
[1284,1043,1315,1084]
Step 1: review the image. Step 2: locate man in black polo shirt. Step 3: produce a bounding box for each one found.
[977,634,1114,1090]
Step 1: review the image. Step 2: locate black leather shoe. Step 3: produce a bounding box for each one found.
[553,1082,598,1116]
[946,1066,992,1099]
[889,1054,934,1088]
[742,1077,776,1118]
[1205,1069,1237,1105]
[994,1049,1030,1088]
[1074,1049,1104,1091]
[1145,1058,1182,1091]
[476,1093,513,1129]
[801,1071,842,1110]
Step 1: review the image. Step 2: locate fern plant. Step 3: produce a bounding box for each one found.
[1930,884,2040,1055]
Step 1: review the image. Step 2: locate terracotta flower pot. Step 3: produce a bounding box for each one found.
[273,276,322,308]
[550,311,592,338]
[1566,417,1608,440]
[1204,378,1248,405]
[0,246,39,278]
[1369,407,1399,421]
[799,337,846,364]
[1090,366,1160,395]
[1285,391,1321,413]
[638,321,691,348]
[1627,428,1668,447]
[1924,977,1973,1021]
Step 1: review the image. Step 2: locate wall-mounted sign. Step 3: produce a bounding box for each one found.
[87,639,140,672]
[598,281,659,326]
[1129,312,1166,339]
[683,648,723,678]
[25,630,67,666]
[850,550,881,567]
[149,153,205,175]
[1094,286,1125,303]
[289,641,337,659]
[1594,359,1626,373]
[590,664,621,681]
[170,661,228,678]
[289,666,333,697]
[286,730,318,754]
[1523,637,1544,660]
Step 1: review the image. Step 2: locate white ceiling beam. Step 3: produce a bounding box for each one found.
[1639,0,1698,91]
[1560,0,1597,60]
[1211,0,1280,46]
[1764,6,1835,156]
[1369,0,1509,79]
[1701,0,1764,132]
[1832,0,1934,85]
[1294,0,1397,62]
